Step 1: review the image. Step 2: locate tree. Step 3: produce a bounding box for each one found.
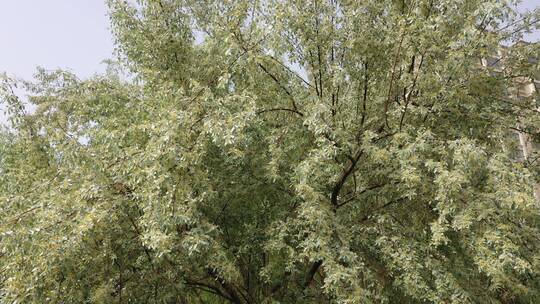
[1,0,540,303]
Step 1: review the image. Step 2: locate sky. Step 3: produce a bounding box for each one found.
[0,0,114,80]
[0,1,114,124]
[0,0,538,79]
[0,0,539,125]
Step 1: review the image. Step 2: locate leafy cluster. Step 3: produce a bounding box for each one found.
[1,0,540,303]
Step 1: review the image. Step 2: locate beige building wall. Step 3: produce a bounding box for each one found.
[482,49,540,203]
[515,80,540,202]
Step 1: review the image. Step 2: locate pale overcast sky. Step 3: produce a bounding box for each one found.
[1,0,538,79]
[0,1,113,80]
[0,0,539,124]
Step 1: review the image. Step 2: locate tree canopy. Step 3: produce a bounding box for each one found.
[1,0,540,303]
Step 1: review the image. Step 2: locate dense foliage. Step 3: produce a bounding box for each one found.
[2,0,540,303]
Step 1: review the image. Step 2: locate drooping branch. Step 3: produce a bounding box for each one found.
[265,54,314,89]
[399,51,426,130]
[256,62,300,111]
[361,61,369,126]
[207,268,246,304]
[256,107,304,116]
[337,183,389,208]
[231,31,300,112]
[384,31,406,129]
[303,260,323,290]
[185,278,236,303]
[331,149,363,209]
[360,197,407,222]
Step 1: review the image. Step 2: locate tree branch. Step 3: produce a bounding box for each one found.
[384,32,406,129]
[303,260,323,290]
[256,63,299,111]
[331,149,363,209]
[256,107,304,116]
[207,268,245,304]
